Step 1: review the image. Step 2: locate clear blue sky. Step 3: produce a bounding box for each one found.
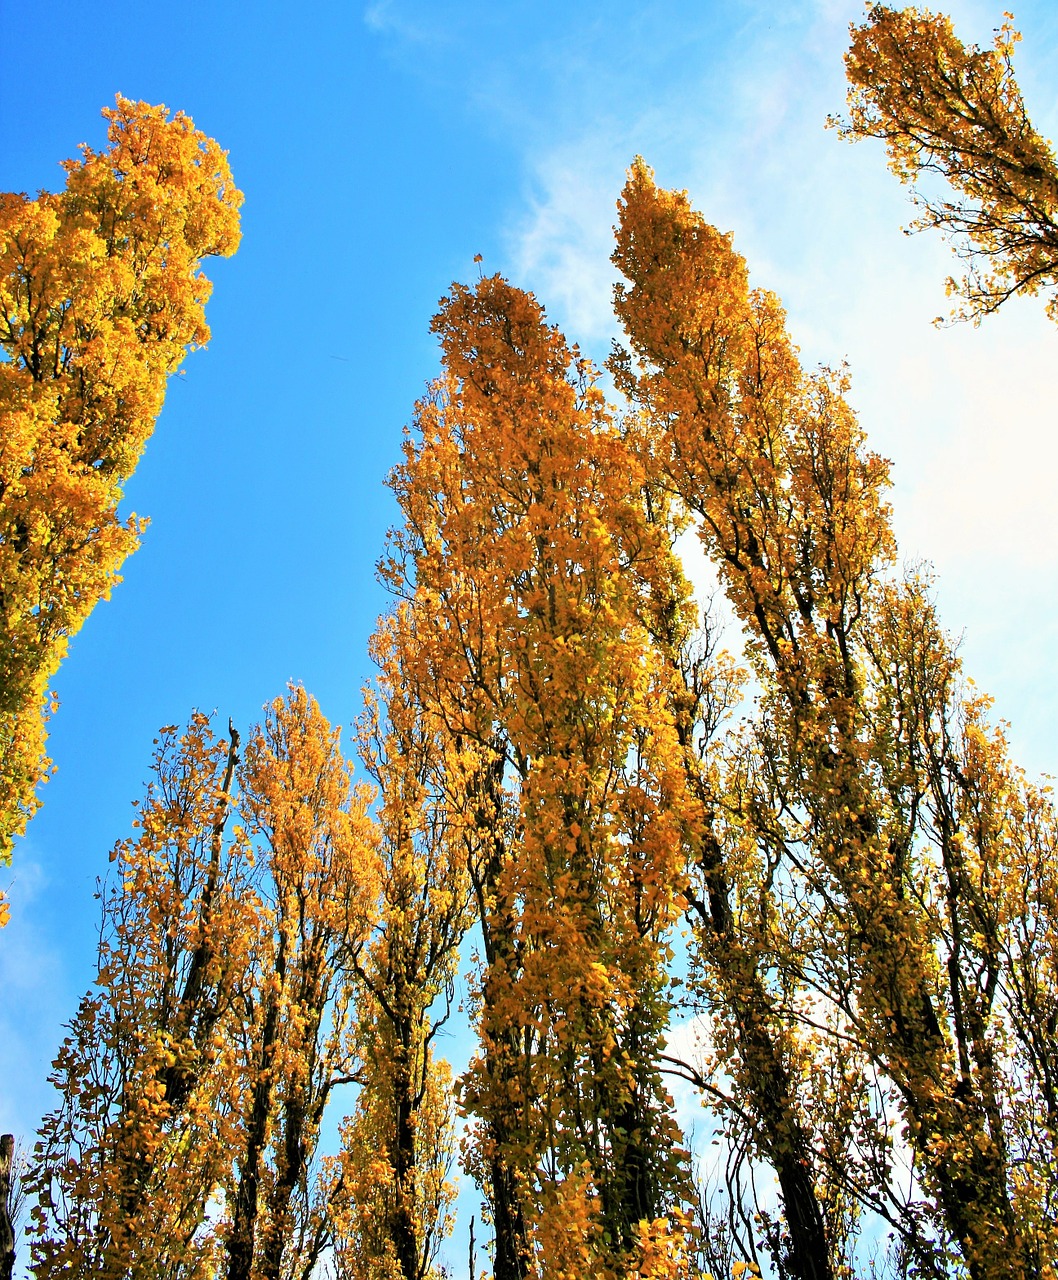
[3,1,1057,1275]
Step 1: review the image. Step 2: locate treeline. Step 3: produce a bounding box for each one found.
[4,6,1058,1280]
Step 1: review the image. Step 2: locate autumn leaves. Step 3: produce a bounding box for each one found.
[612,161,1057,1279]
[0,97,242,870]
[28,685,465,1280]
[7,6,1058,1280]
[836,6,1058,323]
[393,274,693,1276]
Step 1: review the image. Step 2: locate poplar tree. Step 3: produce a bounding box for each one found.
[224,687,378,1280]
[29,691,381,1280]
[30,714,251,1280]
[325,609,469,1280]
[383,274,695,1278]
[0,98,241,873]
[612,158,1055,1280]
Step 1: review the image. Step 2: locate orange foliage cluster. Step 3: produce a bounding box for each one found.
[835,6,1058,323]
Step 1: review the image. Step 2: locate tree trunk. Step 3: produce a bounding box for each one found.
[468,761,529,1280]
[227,988,281,1280]
[489,1150,528,1280]
[686,879,834,1280]
[257,1092,308,1280]
[390,1018,421,1280]
[673,709,834,1280]
[0,1135,15,1280]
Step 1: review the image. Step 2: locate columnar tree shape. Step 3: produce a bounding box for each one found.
[328,609,469,1280]
[383,274,693,1278]
[612,158,1053,1280]
[0,96,242,869]
[861,576,1058,1275]
[225,686,379,1280]
[30,714,252,1280]
[834,5,1058,323]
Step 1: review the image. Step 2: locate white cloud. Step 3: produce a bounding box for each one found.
[362,0,439,45]
[362,0,392,33]
[509,148,625,347]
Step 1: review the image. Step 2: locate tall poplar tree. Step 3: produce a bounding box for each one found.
[612,158,1055,1280]
[383,274,695,1278]
[325,609,469,1280]
[29,690,381,1280]
[220,686,379,1280]
[0,97,242,872]
[30,714,251,1280]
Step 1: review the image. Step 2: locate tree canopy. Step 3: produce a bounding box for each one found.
[6,8,1058,1280]
[0,96,242,876]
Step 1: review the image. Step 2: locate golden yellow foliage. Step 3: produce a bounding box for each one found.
[226,686,379,1280]
[23,96,1058,1280]
[29,714,252,1280]
[326,614,468,1280]
[384,273,694,1277]
[0,96,241,864]
[613,157,1057,1280]
[29,690,380,1280]
[835,5,1058,323]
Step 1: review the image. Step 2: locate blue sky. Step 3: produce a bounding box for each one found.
[3,0,1058,1274]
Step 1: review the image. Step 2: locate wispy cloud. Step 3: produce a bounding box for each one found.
[363,0,439,45]
[509,146,626,347]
